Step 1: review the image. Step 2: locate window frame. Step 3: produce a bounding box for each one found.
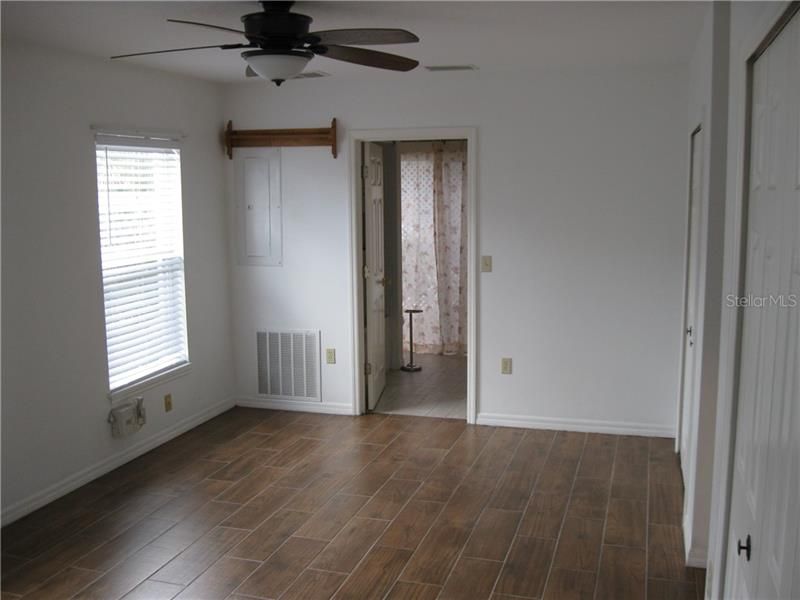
[94,130,191,401]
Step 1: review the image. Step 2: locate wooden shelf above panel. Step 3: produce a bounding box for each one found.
[223,119,337,159]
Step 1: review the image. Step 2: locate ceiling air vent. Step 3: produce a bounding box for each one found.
[424,65,479,72]
[293,71,330,79]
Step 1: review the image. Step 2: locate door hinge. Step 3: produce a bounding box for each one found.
[361,164,369,179]
[365,362,372,375]
[363,264,370,279]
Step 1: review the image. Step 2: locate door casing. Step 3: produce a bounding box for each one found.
[348,127,478,423]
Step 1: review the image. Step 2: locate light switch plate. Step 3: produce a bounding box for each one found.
[501,358,512,375]
[326,348,336,364]
[481,256,493,272]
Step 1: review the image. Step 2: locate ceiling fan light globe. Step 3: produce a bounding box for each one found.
[242,50,311,83]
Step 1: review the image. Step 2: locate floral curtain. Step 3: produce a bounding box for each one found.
[400,141,467,356]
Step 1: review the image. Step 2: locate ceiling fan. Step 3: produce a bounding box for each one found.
[111,1,420,85]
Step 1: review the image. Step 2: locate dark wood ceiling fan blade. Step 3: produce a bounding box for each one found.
[316,45,418,71]
[111,43,249,59]
[309,28,419,46]
[167,19,247,35]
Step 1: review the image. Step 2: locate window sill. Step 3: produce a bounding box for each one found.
[108,362,192,403]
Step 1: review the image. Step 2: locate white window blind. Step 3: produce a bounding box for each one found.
[95,141,189,393]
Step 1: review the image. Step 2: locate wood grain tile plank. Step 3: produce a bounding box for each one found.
[649,483,683,526]
[76,517,176,571]
[280,569,347,600]
[235,537,328,598]
[1,535,106,596]
[150,501,239,554]
[220,485,297,530]
[358,479,420,520]
[214,466,289,504]
[518,494,569,538]
[595,545,645,600]
[17,567,99,600]
[648,525,694,582]
[462,508,521,561]
[413,465,469,503]
[311,517,388,573]
[647,579,697,600]
[567,478,610,520]
[553,517,604,571]
[149,480,232,522]
[150,526,247,585]
[385,581,441,600]
[334,546,412,600]
[543,568,596,600]
[296,494,371,541]
[399,522,471,585]
[227,509,310,561]
[605,498,647,548]
[378,500,444,550]
[340,461,399,496]
[71,544,178,600]
[494,536,555,598]
[207,449,277,482]
[172,556,257,600]
[120,580,183,600]
[439,557,502,600]
[442,428,494,468]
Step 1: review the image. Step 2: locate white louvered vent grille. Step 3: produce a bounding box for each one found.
[257,330,320,401]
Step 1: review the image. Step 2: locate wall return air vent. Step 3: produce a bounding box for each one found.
[257,330,320,401]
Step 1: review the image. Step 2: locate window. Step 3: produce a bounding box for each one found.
[95,137,189,395]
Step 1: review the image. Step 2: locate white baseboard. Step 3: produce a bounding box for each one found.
[1,397,236,525]
[476,412,674,438]
[686,545,708,568]
[235,396,356,415]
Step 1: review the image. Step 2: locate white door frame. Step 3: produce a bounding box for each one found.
[347,127,478,423]
[706,2,796,598]
[676,123,704,455]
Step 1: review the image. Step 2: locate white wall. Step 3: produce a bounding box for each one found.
[224,65,688,434]
[1,41,234,521]
[681,1,730,568]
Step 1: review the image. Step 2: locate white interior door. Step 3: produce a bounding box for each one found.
[726,10,800,599]
[364,142,387,410]
[679,126,704,473]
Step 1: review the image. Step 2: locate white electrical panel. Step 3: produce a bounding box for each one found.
[108,397,146,438]
[234,148,282,266]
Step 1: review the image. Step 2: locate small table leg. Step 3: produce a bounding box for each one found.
[401,310,422,372]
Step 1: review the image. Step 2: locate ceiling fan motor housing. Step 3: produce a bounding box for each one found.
[242,4,313,49]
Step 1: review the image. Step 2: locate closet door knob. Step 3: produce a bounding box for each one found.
[737,534,751,561]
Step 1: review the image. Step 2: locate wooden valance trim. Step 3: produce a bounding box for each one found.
[224,119,337,159]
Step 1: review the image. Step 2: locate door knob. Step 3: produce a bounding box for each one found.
[737,534,751,561]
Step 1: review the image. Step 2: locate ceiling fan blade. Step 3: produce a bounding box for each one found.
[316,45,418,71]
[245,65,258,78]
[111,43,248,59]
[309,28,419,46]
[167,19,247,35]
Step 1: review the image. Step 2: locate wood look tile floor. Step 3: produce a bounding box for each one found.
[375,355,467,419]
[1,408,705,600]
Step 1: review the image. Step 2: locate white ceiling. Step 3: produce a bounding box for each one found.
[2,1,707,83]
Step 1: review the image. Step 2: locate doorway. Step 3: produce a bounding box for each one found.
[350,128,477,423]
[677,124,703,471]
[724,5,799,599]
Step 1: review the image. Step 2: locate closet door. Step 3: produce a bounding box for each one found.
[726,9,800,599]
